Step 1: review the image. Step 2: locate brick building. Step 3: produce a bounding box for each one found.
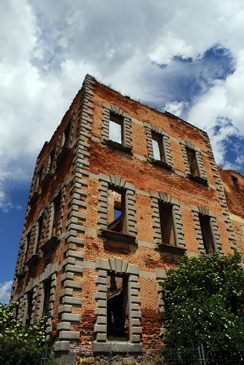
[11,74,239,363]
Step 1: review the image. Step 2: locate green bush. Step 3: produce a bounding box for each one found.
[0,301,51,365]
[160,250,244,349]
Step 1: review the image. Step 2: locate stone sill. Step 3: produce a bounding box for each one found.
[150,158,172,171]
[157,243,186,255]
[92,341,142,354]
[106,140,132,155]
[56,146,70,166]
[187,173,208,186]
[102,230,136,244]
[41,236,59,253]
[26,254,39,268]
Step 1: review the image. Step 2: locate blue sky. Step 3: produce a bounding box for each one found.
[1,0,244,302]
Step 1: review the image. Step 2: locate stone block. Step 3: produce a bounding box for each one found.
[95,292,106,300]
[96,316,106,324]
[95,276,107,285]
[111,342,127,353]
[65,265,83,274]
[59,288,73,297]
[95,258,110,270]
[83,357,95,364]
[97,300,106,308]
[64,280,82,289]
[62,296,82,306]
[58,305,72,314]
[59,331,80,340]
[61,313,80,322]
[95,308,106,316]
[131,326,142,334]
[96,333,107,342]
[127,343,142,352]
[92,342,110,353]
[97,284,107,292]
[61,272,74,282]
[97,270,107,278]
[54,340,70,352]
[57,322,71,331]
[127,264,139,275]
[123,356,136,364]
[94,324,106,333]
[130,335,141,343]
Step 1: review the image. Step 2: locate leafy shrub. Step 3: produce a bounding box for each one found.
[160,250,244,349]
[0,301,52,365]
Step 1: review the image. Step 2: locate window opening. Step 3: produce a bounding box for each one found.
[232,175,238,190]
[199,215,214,254]
[25,232,31,258]
[42,278,51,317]
[107,189,126,233]
[15,303,19,320]
[109,114,123,144]
[26,290,33,327]
[36,217,43,253]
[107,273,128,341]
[159,203,175,246]
[52,197,61,236]
[186,148,199,176]
[152,134,165,162]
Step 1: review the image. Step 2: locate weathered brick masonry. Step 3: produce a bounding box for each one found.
[11,74,240,364]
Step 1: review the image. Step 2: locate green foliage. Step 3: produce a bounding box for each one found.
[160,250,244,349]
[0,301,52,365]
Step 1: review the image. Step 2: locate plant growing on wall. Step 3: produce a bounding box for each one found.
[0,301,51,365]
[160,250,244,349]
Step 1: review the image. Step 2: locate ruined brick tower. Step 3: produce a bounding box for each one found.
[11,74,238,363]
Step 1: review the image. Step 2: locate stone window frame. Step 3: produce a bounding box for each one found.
[156,269,167,336]
[150,190,186,255]
[36,263,58,334]
[56,115,74,166]
[101,104,133,154]
[191,204,223,255]
[145,123,173,170]
[23,223,38,269]
[41,146,56,189]
[21,277,39,327]
[92,257,142,354]
[97,173,137,243]
[40,183,67,253]
[180,140,208,185]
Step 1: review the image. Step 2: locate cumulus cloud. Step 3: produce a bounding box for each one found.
[0,281,12,303]
[1,0,244,209]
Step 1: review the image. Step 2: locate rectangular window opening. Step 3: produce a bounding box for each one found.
[199,215,214,254]
[232,175,238,190]
[52,197,61,236]
[109,114,123,144]
[36,217,43,253]
[107,273,128,341]
[108,188,126,233]
[152,134,165,162]
[26,290,33,328]
[186,148,199,176]
[159,203,175,246]
[42,278,52,317]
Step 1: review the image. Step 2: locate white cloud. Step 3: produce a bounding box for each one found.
[1,0,244,208]
[0,281,12,303]
[164,101,188,118]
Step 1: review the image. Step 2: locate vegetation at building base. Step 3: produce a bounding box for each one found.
[160,250,244,352]
[0,301,52,365]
